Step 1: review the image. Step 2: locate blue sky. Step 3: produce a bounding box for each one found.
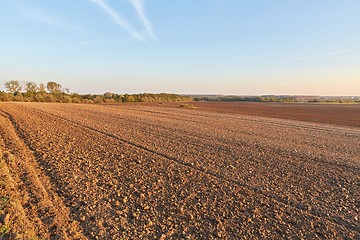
[1,0,359,95]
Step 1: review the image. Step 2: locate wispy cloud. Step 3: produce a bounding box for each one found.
[280,50,349,62]
[128,0,158,41]
[89,0,144,41]
[15,1,84,32]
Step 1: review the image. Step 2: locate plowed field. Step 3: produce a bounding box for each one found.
[0,102,359,239]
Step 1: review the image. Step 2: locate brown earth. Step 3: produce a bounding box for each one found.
[155,102,360,128]
[0,102,359,239]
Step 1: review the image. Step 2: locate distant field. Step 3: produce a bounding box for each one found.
[0,102,359,239]
[158,101,360,128]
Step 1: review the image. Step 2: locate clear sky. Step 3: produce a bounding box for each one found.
[1,0,359,95]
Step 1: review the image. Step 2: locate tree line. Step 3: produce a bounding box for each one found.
[0,80,193,103]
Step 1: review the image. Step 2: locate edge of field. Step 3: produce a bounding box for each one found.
[0,144,39,239]
[0,109,87,240]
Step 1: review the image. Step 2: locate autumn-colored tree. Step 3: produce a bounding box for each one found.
[38,83,46,93]
[4,80,22,94]
[46,81,62,94]
[104,92,114,99]
[25,82,37,93]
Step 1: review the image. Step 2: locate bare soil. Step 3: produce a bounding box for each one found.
[0,102,359,239]
[157,102,360,128]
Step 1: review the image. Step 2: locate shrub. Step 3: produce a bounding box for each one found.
[93,96,104,104]
[104,98,115,104]
[61,95,72,103]
[82,99,93,104]
[44,94,56,102]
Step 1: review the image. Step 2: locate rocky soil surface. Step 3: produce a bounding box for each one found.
[0,102,359,239]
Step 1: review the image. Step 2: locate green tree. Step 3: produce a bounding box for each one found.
[38,83,46,93]
[25,82,37,94]
[93,96,104,103]
[0,92,13,101]
[122,94,135,102]
[104,92,114,99]
[46,81,62,94]
[4,80,22,94]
